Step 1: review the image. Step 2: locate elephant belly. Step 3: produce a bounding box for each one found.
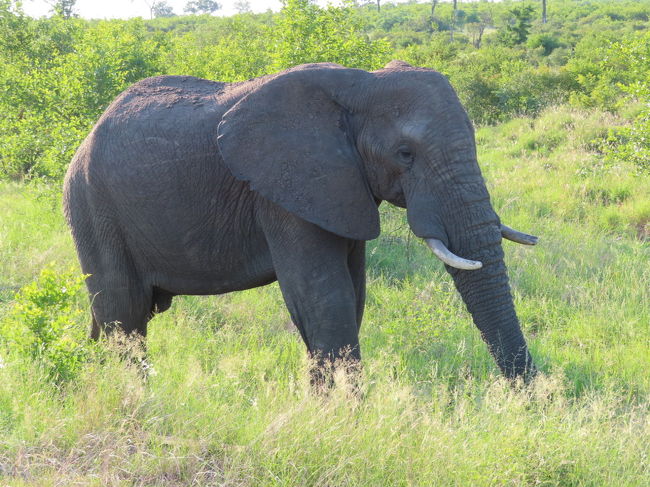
[152,266,278,296]
[116,197,277,296]
[101,153,277,295]
[136,237,278,297]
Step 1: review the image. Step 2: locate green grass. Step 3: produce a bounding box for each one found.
[1,106,649,485]
[0,183,75,302]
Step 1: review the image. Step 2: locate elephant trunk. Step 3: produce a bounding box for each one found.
[406,168,536,380]
[440,185,535,380]
[446,238,535,380]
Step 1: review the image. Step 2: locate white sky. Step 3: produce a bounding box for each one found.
[21,0,439,19]
[21,0,451,20]
[22,0,285,19]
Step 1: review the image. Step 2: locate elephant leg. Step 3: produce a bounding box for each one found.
[86,272,152,339]
[73,222,152,339]
[67,193,152,375]
[86,266,153,374]
[347,240,366,331]
[261,211,360,388]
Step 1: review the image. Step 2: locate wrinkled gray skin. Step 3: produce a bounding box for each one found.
[64,61,536,381]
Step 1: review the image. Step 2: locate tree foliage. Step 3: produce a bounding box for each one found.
[598,32,650,172]
[152,0,175,18]
[184,0,220,15]
[50,0,77,18]
[0,0,649,180]
[271,0,389,71]
[0,11,165,179]
[497,5,535,46]
[233,1,251,14]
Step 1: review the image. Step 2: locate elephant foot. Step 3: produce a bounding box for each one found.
[308,350,363,397]
[102,328,152,380]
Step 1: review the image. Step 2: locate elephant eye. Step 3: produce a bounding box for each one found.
[396,146,414,166]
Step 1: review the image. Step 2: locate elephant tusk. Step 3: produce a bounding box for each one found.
[425,238,483,270]
[501,224,538,246]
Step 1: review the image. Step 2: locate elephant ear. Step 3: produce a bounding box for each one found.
[217,64,380,241]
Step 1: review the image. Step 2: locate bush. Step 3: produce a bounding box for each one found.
[0,265,91,382]
[271,0,389,71]
[596,32,650,172]
[0,16,165,180]
[600,115,650,173]
[165,17,270,81]
[527,33,562,56]
[495,5,535,47]
[444,47,576,124]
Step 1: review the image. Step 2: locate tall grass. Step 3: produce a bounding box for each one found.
[0,106,648,485]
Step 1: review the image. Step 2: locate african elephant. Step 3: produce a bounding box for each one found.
[63,61,538,382]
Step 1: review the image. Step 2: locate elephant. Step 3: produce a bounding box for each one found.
[63,61,538,383]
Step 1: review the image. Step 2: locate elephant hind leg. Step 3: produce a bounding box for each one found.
[87,273,153,339]
[72,225,152,338]
[66,186,153,340]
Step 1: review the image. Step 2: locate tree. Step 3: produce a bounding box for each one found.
[466,22,485,49]
[429,0,439,32]
[541,0,547,24]
[184,0,220,15]
[0,17,164,179]
[272,0,388,70]
[497,5,534,46]
[135,1,174,19]
[233,0,251,14]
[46,0,77,18]
[450,0,458,42]
[151,1,174,17]
[430,0,439,18]
[598,32,650,173]
[465,9,492,49]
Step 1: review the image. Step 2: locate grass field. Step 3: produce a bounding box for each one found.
[0,106,648,485]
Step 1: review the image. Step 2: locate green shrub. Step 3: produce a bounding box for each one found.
[0,265,90,382]
[527,33,562,56]
[568,30,650,111]
[396,32,459,69]
[271,0,390,71]
[596,33,650,172]
[436,46,577,125]
[495,5,535,47]
[0,16,165,180]
[165,17,270,81]
[600,116,650,173]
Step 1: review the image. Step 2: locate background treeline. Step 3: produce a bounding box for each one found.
[1,0,648,180]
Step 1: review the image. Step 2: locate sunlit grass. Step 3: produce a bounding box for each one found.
[0,183,76,302]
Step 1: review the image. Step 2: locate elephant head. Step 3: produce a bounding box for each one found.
[218,61,537,380]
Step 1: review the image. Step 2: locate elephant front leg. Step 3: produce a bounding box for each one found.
[262,213,362,390]
[347,239,367,332]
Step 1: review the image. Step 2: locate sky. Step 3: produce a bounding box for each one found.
[20,0,438,20]
[22,0,285,19]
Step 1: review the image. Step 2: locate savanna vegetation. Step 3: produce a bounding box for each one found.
[1,0,649,484]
